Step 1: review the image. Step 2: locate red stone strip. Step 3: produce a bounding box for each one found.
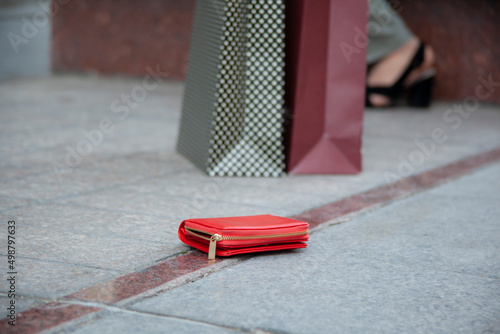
[0,303,101,334]
[3,147,500,333]
[293,147,500,229]
[67,251,222,304]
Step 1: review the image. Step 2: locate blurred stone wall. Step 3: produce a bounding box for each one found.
[52,0,195,79]
[51,0,500,103]
[397,0,500,104]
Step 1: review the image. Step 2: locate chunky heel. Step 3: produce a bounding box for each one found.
[407,68,436,108]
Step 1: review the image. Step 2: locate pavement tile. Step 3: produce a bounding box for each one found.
[325,165,500,281]
[1,75,500,332]
[57,168,298,220]
[0,151,189,203]
[0,168,115,203]
[0,256,120,299]
[424,163,500,199]
[0,204,187,275]
[0,196,32,212]
[130,252,500,333]
[0,126,92,157]
[68,309,239,334]
[484,319,500,334]
[364,102,500,142]
[112,173,331,217]
[362,103,500,176]
[0,159,54,181]
[1,203,178,244]
[129,163,500,334]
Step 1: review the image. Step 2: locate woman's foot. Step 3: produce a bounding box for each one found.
[366,37,436,107]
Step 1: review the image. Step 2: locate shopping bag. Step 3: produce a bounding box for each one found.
[285,0,367,174]
[176,0,287,177]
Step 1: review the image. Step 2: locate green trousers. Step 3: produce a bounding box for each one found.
[367,0,414,64]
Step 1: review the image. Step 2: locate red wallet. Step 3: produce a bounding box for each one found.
[178,215,309,259]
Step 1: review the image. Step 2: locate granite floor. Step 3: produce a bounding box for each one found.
[0,75,499,333]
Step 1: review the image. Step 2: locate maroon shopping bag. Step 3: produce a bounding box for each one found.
[285,0,367,174]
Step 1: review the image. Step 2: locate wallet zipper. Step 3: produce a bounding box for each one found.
[184,226,309,260]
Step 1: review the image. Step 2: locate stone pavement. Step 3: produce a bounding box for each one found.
[0,75,499,333]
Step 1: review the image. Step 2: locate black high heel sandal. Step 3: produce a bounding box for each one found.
[366,43,435,108]
[405,67,436,107]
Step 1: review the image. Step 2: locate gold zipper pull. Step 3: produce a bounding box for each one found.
[208,234,222,260]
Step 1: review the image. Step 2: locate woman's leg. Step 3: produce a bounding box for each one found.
[366,0,435,107]
[367,0,414,65]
